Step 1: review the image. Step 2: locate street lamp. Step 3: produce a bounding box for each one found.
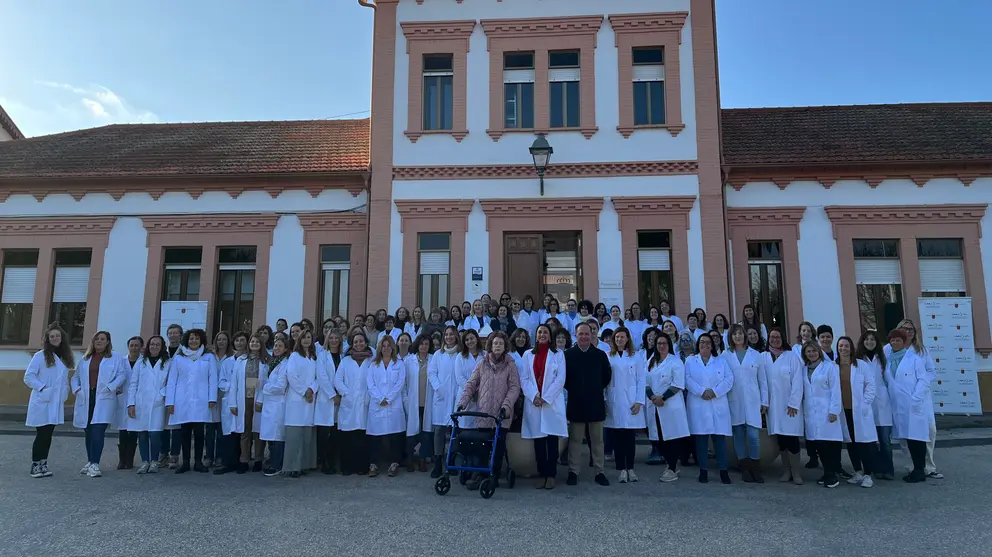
[529,133,553,196]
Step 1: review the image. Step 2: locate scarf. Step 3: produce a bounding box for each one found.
[514,346,528,356]
[180,345,205,361]
[349,346,373,365]
[269,352,290,370]
[443,344,459,356]
[575,313,594,324]
[768,346,784,361]
[533,343,550,394]
[484,351,513,379]
[888,348,907,376]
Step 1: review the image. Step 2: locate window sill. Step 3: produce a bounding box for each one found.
[618,123,686,138]
[0,344,35,352]
[405,129,469,143]
[486,126,599,142]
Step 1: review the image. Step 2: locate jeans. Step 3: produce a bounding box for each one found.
[695,434,728,471]
[534,436,559,478]
[160,429,182,457]
[732,424,761,460]
[268,441,285,471]
[85,424,109,465]
[137,431,161,463]
[876,426,894,475]
[33,425,55,461]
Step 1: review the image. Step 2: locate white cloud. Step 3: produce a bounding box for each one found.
[6,81,161,136]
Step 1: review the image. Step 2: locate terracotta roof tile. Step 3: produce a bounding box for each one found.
[0,118,369,178]
[721,102,992,166]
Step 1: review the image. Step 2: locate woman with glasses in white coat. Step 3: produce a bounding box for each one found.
[335,331,373,476]
[885,328,934,483]
[645,333,690,483]
[25,325,75,478]
[605,326,646,484]
[521,324,567,489]
[800,340,843,488]
[427,326,462,478]
[723,324,768,483]
[165,328,219,475]
[72,330,126,478]
[126,336,171,474]
[762,328,805,485]
[685,334,733,484]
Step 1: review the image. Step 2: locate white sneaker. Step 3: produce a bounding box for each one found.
[618,470,628,483]
[87,464,102,478]
[148,462,160,474]
[80,462,92,475]
[846,472,865,485]
[660,469,679,483]
[136,461,150,474]
[861,475,874,488]
[627,469,639,482]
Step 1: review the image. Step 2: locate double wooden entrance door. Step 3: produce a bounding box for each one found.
[504,232,582,303]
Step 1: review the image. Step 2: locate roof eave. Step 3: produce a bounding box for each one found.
[0,104,25,140]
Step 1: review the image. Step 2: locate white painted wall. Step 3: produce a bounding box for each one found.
[597,200,623,306]
[465,202,489,299]
[387,203,404,312]
[98,217,149,343]
[268,216,306,324]
[0,127,12,141]
[393,0,697,167]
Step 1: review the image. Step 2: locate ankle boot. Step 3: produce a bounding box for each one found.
[789,452,804,485]
[117,443,127,470]
[752,459,765,483]
[740,458,755,482]
[779,451,792,482]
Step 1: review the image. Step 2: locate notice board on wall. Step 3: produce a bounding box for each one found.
[918,297,983,415]
[159,301,208,338]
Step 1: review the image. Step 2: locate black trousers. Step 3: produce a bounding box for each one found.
[316,425,339,472]
[609,428,637,470]
[907,439,927,472]
[810,440,842,480]
[222,432,240,465]
[776,434,801,454]
[368,432,404,466]
[338,429,368,474]
[180,422,205,463]
[806,437,819,462]
[534,436,559,478]
[844,411,878,475]
[33,425,55,461]
[653,409,681,472]
[484,429,507,479]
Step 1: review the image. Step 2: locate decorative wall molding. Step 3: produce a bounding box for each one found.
[612,195,696,230]
[480,197,604,229]
[608,12,689,42]
[297,212,368,233]
[479,15,605,49]
[726,206,807,237]
[394,199,474,232]
[141,214,279,243]
[400,20,476,46]
[824,204,987,238]
[0,215,116,235]
[726,162,992,190]
[393,160,698,180]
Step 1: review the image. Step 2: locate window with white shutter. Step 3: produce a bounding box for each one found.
[918,239,966,296]
[418,233,451,310]
[504,52,535,129]
[0,250,39,345]
[632,47,665,125]
[320,245,351,320]
[636,231,673,310]
[549,51,580,128]
[852,239,904,335]
[49,249,92,345]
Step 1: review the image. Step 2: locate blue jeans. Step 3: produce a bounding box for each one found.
[268,441,285,471]
[695,434,728,471]
[137,431,161,463]
[85,423,109,465]
[732,424,761,460]
[159,429,182,457]
[876,425,894,475]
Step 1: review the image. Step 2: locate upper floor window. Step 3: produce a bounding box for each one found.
[632,47,665,126]
[320,245,351,322]
[422,54,453,131]
[636,231,672,310]
[853,239,904,335]
[163,247,202,302]
[419,233,451,311]
[50,249,92,346]
[503,52,535,129]
[918,238,966,297]
[549,50,580,128]
[215,247,256,335]
[0,250,38,345]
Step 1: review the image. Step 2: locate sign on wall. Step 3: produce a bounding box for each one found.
[160,301,208,338]
[918,297,983,415]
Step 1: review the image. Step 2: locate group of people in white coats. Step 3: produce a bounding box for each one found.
[23,297,943,491]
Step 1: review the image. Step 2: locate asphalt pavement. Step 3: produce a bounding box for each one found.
[0,435,989,556]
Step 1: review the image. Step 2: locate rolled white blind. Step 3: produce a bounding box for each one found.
[1,267,37,304]
[419,252,450,275]
[503,69,535,83]
[920,259,966,292]
[633,65,665,82]
[854,259,901,285]
[52,267,90,303]
[638,249,671,271]
[549,68,580,82]
[322,262,350,272]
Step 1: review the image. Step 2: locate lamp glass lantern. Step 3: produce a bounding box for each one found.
[529,133,554,195]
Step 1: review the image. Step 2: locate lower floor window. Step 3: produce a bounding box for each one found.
[50,302,87,346]
[638,270,672,310]
[419,274,449,311]
[0,304,32,344]
[857,284,904,335]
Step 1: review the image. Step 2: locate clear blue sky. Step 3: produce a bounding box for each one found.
[1,0,989,137]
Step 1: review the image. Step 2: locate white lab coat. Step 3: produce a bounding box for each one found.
[428,350,460,427]
[209,355,232,424]
[417,354,434,433]
[24,351,70,428]
[626,319,647,350]
[314,351,339,427]
[600,319,623,334]
[515,310,539,341]
[763,350,805,437]
[402,353,422,436]
[519,349,567,439]
[684,354,734,436]
[72,352,127,428]
[604,351,647,430]
[802,360,842,442]
[126,356,170,432]
[645,354,690,441]
[114,358,139,430]
[863,355,893,427]
[404,321,427,339]
[284,353,319,427]
[661,315,684,333]
[456,352,484,428]
[249,357,270,434]
[840,360,878,443]
[462,315,490,332]
[723,347,768,428]
[165,351,219,426]
[334,355,371,432]
[218,355,261,435]
[887,349,934,442]
[376,328,401,348]
[366,358,407,435]
[259,359,288,442]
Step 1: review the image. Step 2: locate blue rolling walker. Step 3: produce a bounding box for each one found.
[434,410,516,499]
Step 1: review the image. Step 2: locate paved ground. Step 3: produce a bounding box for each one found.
[0,436,988,556]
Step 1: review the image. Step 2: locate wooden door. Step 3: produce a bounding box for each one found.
[504,233,542,301]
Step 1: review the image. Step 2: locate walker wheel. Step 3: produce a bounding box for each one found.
[479,478,495,499]
[506,470,516,489]
[434,476,451,496]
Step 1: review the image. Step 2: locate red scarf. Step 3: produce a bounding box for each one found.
[533,343,550,395]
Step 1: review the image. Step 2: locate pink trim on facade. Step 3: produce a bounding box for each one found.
[690,0,730,317]
[299,213,369,321]
[394,200,474,309]
[393,160,698,180]
[400,20,475,143]
[824,204,992,355]
[480,16,603,141]
[140,214,278,339]
[726,207,806,337]
[479,198,603,299]
[609,12,688,138]
[726,162,992,190]
[612,196,695,312]
[0,216,115,348]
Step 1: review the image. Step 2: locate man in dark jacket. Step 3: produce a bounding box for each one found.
[564,322,612,486]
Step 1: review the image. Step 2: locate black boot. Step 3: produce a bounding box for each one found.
[117,443,127,470]
[430,458,443,479]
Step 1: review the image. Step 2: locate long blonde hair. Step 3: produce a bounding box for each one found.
[83,331,113,360]
[373,335,399,366]
[896,319,925,354]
